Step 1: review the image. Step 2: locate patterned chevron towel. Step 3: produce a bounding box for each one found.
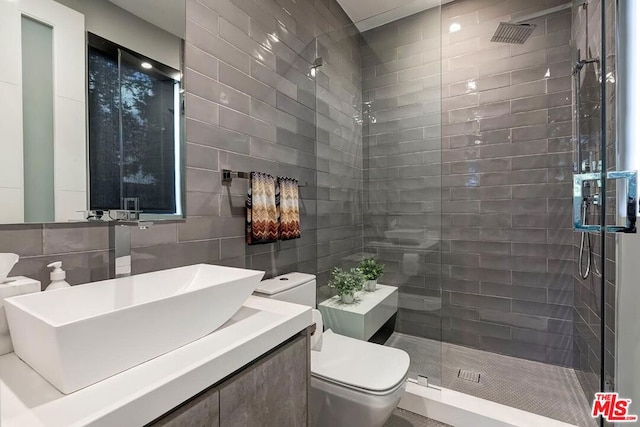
[278,176,301,241]
[246,172,279,245]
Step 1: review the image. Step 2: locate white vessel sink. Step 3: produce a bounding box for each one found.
[4,264,264,394]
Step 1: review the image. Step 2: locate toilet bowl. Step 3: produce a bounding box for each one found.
[311,329,409,427]
[254,273,410,427]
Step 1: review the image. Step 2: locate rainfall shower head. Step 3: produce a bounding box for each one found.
[490,23,536,44]
[490,3,572,44]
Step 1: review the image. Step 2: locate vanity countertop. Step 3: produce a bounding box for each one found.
[0,296,312,427]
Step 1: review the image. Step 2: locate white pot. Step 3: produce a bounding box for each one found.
[340,293,355,304]
[365,279,377,292]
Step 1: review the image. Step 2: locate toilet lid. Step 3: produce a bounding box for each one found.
[311,330,410,393]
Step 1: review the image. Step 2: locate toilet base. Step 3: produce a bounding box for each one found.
[310,375,406,427]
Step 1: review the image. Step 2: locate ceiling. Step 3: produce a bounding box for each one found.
[337,0,451,32]
[108,0,186,38]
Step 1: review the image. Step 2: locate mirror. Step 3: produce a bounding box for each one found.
[0,0,185,224]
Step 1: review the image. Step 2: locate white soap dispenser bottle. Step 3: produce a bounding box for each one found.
[46,261,71,291]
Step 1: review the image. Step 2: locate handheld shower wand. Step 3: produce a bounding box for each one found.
[578,196,599,279]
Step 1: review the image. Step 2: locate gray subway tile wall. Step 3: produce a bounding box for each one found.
[361,0,580,367]
[5,223,112,285]
[187,0,328,276]
[0,0,356,288]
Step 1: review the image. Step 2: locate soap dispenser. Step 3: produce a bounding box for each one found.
[46,261,71,291]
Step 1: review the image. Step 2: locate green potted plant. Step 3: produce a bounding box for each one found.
[329,267,365,304]
[359,258,384,291]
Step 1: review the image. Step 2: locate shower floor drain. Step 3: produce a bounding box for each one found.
[458,369,481,383]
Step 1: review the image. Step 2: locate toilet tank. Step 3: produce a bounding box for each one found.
[254,272,316,307]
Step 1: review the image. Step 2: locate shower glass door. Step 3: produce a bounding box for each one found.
[436,1,614,424]
[571,0,618,405]
[314,0,445,388]
[315,0,618,424]
[359,4,445,388]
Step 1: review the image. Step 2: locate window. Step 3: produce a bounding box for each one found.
[88,34,182,216]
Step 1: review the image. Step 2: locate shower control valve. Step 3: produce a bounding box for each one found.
[581,160,590,172]
[573,170,638,233]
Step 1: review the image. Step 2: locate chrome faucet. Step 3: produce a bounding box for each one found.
[110,217,153,278]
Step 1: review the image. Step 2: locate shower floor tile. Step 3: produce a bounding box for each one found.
[385,332,596,427]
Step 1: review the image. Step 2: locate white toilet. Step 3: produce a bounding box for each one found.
[254,272,410,427]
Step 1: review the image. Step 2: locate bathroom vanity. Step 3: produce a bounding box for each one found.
[149,334,308,427]
[0,296,312,427]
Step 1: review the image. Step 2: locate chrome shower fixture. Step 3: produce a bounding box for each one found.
[490,3,572,44]
[573,58,600,75]
[491,22,536,44]
[578,196,599,279]
[310,57,323,77]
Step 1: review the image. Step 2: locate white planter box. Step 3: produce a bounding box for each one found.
[318,284,398,340]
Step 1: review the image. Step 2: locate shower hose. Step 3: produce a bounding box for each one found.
[579,197,599,279]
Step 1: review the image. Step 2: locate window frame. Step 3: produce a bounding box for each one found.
[86,32,185,220]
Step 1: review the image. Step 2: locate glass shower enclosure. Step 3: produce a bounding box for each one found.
[314,0,621,425]
[314,1,445,389]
